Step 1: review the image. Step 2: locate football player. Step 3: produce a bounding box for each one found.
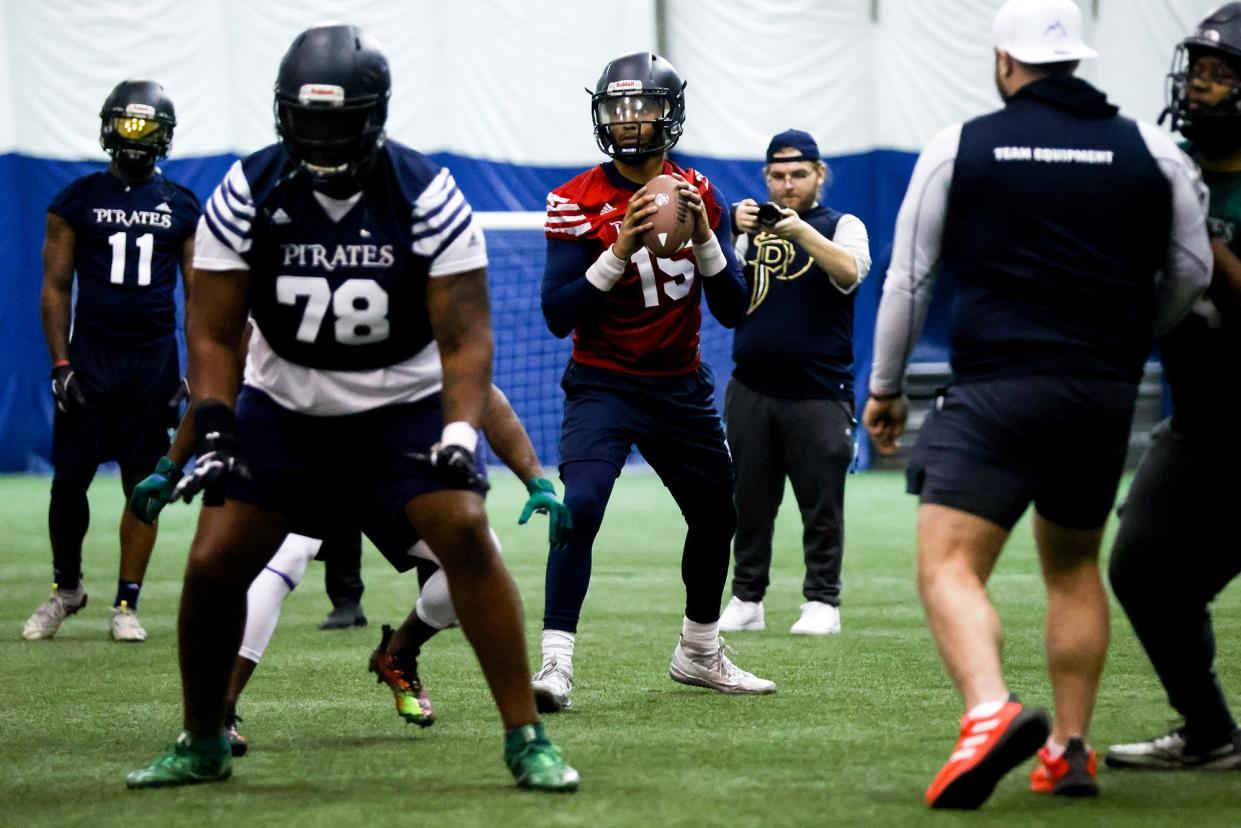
[219,385,572,756]
[1106,2,1241,772]
[126,24,577,792]
[533,51,774,713]
[23,80,198,644]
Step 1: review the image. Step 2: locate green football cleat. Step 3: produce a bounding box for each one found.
[504,723,580,793]
[126,731,233,789]
[368,624,435,727]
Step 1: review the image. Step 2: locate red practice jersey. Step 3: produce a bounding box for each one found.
[544,160,724,375]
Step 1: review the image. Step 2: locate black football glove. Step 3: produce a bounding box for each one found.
[409,444,490,493]
[50,363,86,414]
[173,400,245,507]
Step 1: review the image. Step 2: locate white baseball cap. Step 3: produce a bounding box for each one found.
[992,0,1098,64]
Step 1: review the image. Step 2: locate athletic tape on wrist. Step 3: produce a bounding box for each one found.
[441,420,478,454]
[694,234,726,276]
[585,247,627,292]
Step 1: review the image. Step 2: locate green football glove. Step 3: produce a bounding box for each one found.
[128,456,182,524]
[518,477,573,547]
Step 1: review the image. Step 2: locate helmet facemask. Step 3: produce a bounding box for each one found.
[100,99,174,176]
[275,85,387,187]
[591,90,682,160]
[1167,43,1241,154]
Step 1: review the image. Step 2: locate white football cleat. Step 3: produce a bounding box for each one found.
[717,596,765,632]
[109,601,147,642]
[22,585,88,640]
[531,655,573,712]
[789,601,841,635]
[669,638,776,695]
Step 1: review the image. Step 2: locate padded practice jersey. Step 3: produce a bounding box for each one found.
[544,161,725,375]
[48,171,199,347]
[195,142,487,415]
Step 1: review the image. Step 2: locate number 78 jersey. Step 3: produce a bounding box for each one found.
[195,142,487,415]
[545,161,723,376]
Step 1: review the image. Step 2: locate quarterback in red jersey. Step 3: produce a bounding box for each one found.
[534,51,775,712]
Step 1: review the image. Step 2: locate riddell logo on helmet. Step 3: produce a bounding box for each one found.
[298,84,346,105]
[124,103,156,118]
[607,80,643,93]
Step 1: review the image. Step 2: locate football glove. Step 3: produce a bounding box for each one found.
[128,456,183,524]
[51,363,86,414]
[174,400,244,507]
[518,477,573,546]
[409,444,490,493]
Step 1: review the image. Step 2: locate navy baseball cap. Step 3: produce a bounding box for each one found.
[766,129,821,163]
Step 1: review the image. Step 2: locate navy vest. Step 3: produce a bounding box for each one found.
[942,76,1171,384]
[732,205,854,399]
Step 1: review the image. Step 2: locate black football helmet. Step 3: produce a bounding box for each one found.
[99,80,176,175]
[1166,3,1241,150]
[274,23,390,186]
[590,51,686,160]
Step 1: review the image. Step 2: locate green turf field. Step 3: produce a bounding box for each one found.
[1,471,1238,827]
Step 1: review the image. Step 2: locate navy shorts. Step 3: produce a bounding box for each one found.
[559,360,734,489]
[227,387,483,536]
[906,375,1137,531]
[52,336,180,477]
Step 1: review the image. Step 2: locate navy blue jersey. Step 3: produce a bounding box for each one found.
[199,142,485,374]
[48,171,199,347]
[732,205,856,400]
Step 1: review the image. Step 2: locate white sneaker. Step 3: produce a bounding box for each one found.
[669,638,776,695]
[109,601,147,642]
[22,586,88,640]
[790,601,841,635]
[718,596,765,632]
[531,655,573,712]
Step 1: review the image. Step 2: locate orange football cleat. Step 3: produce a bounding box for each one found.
[926,695,1050,809]
[1030,737,1098,797]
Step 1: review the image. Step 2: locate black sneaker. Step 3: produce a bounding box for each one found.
[1106,726,1241,771]
[319,603,368,630]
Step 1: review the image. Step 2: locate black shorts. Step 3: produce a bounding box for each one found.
[559,360,733,488]
[906,375,1137,531]
[51,337,180,477]
[227,387,485,537]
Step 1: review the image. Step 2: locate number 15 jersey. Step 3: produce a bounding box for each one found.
[544,160,723,376]
[194,142,487,416]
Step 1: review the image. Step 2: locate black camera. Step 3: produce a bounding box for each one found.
[756,201,783,227]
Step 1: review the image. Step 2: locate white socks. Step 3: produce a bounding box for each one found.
[966,698,1008,719]
[681,616,719,654]
[542,629,576,668]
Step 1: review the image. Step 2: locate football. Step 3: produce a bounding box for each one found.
[642,174,696,258]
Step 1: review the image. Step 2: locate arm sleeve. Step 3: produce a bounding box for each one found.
[700,184,747,328]
[870,123,961,396]
[541,239,605,339]
[1137,122,1213,337]
[828,214,873,294]
[198,160,255,270]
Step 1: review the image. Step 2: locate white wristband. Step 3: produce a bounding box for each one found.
[440,421,478,454]
[693,233,727,277]
[585,247,627,292]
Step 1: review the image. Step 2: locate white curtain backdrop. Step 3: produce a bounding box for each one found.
[0,0,1225,162]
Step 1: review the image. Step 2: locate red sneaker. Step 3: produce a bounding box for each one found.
[926,696,1050,809]
[1030,737,1098,797]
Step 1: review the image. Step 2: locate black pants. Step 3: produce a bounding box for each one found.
[724,379,854,606]
[1109,419,1241,746]
[319,530,364,608]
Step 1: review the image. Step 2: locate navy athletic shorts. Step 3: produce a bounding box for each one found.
[906,375,1137,531]
[52,336,180,477]
[559,360,733,488]
[227,386,484,536]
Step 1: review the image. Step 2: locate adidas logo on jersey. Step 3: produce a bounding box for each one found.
[270,208,292,225]
[600,202,615,215]
[155,202,172,213]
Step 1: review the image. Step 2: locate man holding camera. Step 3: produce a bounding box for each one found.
[719,129,871,636]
